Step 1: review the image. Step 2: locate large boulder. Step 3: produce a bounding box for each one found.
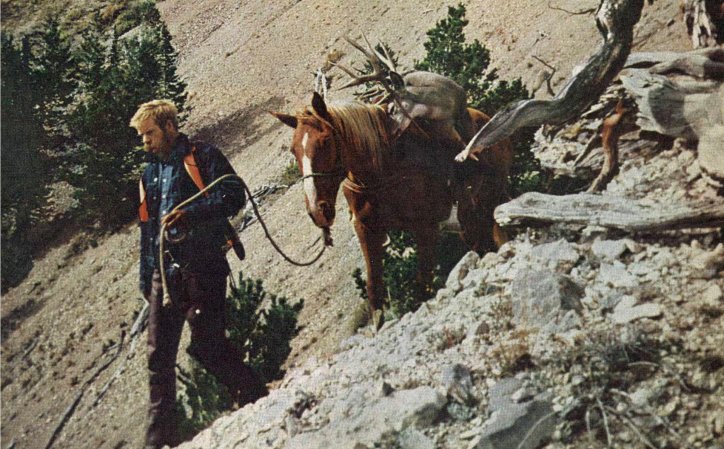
[474,378,557,449]
[286,386,446,449]
[509,269,584,330]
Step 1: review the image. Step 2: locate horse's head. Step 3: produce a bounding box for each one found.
[272,92,343,229]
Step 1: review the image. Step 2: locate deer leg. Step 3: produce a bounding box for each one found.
[589,99,630,192]
[413,226,439,300]
[354,220,387,329]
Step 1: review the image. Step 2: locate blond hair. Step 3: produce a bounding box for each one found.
[129,99,179,130]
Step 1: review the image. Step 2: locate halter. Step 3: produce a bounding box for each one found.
[300,166,346,181]
[299,116,347,182]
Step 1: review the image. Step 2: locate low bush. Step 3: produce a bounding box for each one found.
[177,271,303,438]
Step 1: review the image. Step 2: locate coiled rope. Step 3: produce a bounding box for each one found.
[159,174,328,305]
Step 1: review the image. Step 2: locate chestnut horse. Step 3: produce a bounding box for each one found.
[272,92,512,327]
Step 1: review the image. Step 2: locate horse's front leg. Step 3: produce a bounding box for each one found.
[413,225,439,300]
[353,220,387,329]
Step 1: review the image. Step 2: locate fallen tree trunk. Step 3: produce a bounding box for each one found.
[620,69,722,141]
[626,47,724,78]
[457,0,644,160]
[494,192,724,232]
[620,48,724,178]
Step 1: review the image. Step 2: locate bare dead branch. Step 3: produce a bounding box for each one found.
[92,303,149,407]
[588,98,633,192]
[458,0,645,161]
[573,133,603,166]
[547,1,597,15]
[682,0,720,48]
[532,55,558,95]
[605,406,658,449]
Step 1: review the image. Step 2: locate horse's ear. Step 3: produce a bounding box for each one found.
[269,111,297,128]
[311,92,332,121]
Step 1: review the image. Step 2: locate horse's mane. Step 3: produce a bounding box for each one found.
[308,101,389,170]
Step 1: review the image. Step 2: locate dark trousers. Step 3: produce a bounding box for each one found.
[145,269,267,448]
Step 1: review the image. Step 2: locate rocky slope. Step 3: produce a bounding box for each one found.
[176,135,723,448]
[0,1,711,449]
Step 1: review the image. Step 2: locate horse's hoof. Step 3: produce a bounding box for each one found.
[372,309,385,331]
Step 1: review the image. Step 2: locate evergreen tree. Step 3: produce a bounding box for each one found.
[177,272,303,438]
[31,17,75,102]
[415,4,494,102]
[63,19,188,225]
[1,34,48,290]
[416,3,541,194]
[415,4,530,117]
[156,25,188,113]
[31,17,76,137]
[74,21,107,96]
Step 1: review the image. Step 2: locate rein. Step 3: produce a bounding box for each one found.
[300,167,346,181]
[159,173,328,306]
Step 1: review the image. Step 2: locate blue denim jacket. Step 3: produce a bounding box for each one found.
[139,134,245,294]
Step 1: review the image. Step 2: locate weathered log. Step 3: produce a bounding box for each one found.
[457,0,644,161]
[494,192,724,232]
[682,0,721,48]
[619,66,723,141]
[626,47,724,78]
[648,47,724,78]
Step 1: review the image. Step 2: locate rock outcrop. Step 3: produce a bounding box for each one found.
[177,120,723,447]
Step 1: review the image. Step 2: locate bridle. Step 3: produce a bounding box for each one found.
[300,166,346,181]
[298,120,347,183]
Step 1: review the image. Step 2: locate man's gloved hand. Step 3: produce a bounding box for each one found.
[161,209,187,228]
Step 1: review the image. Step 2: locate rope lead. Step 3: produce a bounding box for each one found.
[159,174,327,306]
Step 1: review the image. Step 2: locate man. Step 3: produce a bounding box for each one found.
[131,100,267,449]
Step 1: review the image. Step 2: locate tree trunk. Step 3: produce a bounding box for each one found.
[457,0,644,160]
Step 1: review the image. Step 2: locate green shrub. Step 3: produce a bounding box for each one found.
[177,271,303,437]
[415,3,546,195]
[353,230,448,319]
[279,160,302,186]
[176,363,232,441]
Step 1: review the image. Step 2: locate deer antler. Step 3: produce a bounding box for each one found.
[335,35,398,90]
[313,68,330,100]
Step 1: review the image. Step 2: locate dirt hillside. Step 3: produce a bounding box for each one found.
[1,1,695,449]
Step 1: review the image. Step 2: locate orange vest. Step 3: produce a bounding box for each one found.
[138,146,245,260]
[138,147,205,223]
